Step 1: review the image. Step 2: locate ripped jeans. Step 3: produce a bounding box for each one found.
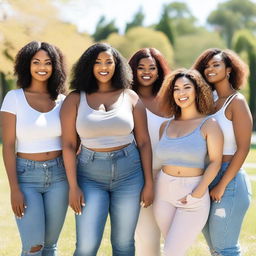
[203,162,252,256]
[16,156,69,256]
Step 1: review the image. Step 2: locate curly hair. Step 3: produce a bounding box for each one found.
[157,68,214,117]
[14,41,67,100]
[192,48,249,90]
[70,43,132,93]
[128,48,171,95]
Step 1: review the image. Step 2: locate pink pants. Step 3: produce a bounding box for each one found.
[153,170,210,256]
[135,169,161,256]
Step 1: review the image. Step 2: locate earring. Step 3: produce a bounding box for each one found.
[227,73,230,79]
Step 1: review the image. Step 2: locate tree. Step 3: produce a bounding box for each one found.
[93,16,118,42]
[207,0,256,48]
[233,30,256,130]
[125,7,144,33]
[155,5,175,45]
[106,27,174,66]
[174,29,226,68]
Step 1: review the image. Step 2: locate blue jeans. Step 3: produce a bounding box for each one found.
[74,142,144,256]
[16,156,69,256]
[203,162,252,256]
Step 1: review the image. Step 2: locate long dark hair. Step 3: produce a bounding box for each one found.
[14,41,67,100]
[70,43,132,93]
[129,48,170,95]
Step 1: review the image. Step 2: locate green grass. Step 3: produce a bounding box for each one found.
[0,147,255,255]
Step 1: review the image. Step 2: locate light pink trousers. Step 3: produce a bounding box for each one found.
[153,170,210,256]
[135,170,161,256]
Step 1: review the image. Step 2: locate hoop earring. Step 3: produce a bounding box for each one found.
[227,73,230,79]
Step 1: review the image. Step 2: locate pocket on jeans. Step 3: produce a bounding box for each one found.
[16,166,27,175]
[78,156,90,167]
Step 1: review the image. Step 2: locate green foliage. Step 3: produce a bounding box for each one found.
[207,0,256,47]
[93,16,118,42]
[125,7,144,33]
[106,27,174,66]
[155,5,175,45]
[233,30,256,130]
[174,29,226,68]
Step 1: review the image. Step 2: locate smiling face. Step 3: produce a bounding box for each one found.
[93,51,116,86]
[30,50,52,83]
[173,76,196,109]
[204,53,231,84]
[136,57,158,87]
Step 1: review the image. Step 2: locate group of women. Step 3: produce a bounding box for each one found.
[1,40,252,256]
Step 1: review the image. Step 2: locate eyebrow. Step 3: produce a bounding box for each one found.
[174,83,191,87]
[32,58,51,61]
[138,63,156,66]
[96,58,113,60]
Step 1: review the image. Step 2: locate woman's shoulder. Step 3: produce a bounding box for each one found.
[63,91,80,104]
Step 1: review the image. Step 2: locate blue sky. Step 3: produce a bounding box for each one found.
[55,0,228,34]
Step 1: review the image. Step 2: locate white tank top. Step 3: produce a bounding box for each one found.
[0,88,65,153]
[146,109,169,171]
[212,93,238,155]
[76,91,134,148]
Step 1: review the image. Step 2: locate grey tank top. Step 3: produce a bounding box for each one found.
[76,91,134,149]
[155,117,209,169]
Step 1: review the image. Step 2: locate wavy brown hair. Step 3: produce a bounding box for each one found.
[128,48,171,95]
[192,48,249,90]
[157,68,214,117]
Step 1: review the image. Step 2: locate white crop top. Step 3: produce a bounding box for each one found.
[76,91,135,148]
[146,109,169,170]
[212,93,237,155]
[0,88,65,153]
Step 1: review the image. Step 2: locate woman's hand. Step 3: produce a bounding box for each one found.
[69,186,85,215]
[11,189,26,218]
[140,182,154,208]
[210,183,226,202]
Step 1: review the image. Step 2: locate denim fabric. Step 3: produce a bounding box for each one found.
[203,162,252,256]
[16,156,69,256]
[74,142,144,256]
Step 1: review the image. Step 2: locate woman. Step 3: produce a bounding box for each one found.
[193,48,252,256]
[153,68,223,256]
[1,41,68,255]
[128,48,170,256]
[60,43,153,256]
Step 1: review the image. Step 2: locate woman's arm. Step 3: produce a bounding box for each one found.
[191,118,223,199]
[210,95,252,201]
[60,92,85,215]
[1,112,25,218]
[128,90,154,207]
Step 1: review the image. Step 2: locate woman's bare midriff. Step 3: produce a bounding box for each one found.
[162,165,204,177]
[86,143,130,152]
[17,150,62,161]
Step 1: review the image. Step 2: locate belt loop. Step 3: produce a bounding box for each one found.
[123,147,128,157]
[89,151,95,161]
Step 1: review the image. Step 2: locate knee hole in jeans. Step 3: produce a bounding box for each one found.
[29,245,43,253]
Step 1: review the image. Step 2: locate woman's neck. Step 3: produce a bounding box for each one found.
[27,81,48,94]
[214,80,236,98]
[137,86,154,99]
[179,106,203,121]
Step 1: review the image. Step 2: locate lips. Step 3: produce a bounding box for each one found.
[142,76,151,80]
[207,73,216,77]
[37,72,47,75]
[99,72,108,76]
[179,97,188,102]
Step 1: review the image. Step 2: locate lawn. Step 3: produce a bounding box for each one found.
[0,148,255,255]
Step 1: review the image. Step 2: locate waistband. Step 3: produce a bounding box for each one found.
[160,170,203,183]
[16,156,63,168]
[80,141,137,160]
